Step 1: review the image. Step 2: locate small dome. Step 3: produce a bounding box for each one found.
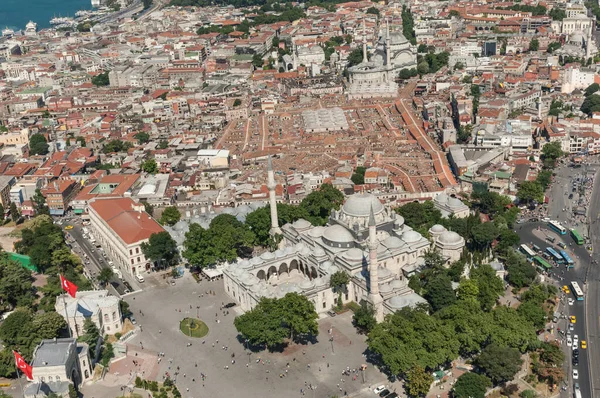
[299,280,314,290]
[377,244,388,255]
[274,249,285,258]
[261,251,275,260]
[284,245,296,255]
[394,215,405,227]
[329,264,340,273]
[430,224,446,233]
[250,257,263,265]
[323,225,355,244]
[378,266,392,279]
[379,282,392,293]
[448,197,465,208]
[438,231,464,245]
[320,261,333,272]
[314,246,326,256]
[239,259,251,268]
[402,230,422,243]
[308,226,326,238]
[390,279,404,290]
[342,193,384,217]
[389,295,409,309]
[382,236,405,249]
[293,219,312,229]
[436,193,449,204]
[344,248,364,262]
[301,245,312,256]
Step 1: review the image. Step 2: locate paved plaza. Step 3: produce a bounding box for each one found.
[82,272,395,398]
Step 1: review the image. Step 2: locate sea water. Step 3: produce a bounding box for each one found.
[0,0,91,31]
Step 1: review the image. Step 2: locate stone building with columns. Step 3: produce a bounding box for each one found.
[222,161,466,321]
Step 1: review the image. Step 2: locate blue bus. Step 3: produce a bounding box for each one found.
[559,250,574,268]
[546,247,564,263]
[548,220,567,235]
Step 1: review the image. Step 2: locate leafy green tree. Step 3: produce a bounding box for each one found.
[585,82,600,96]
[452,372,491,398]
[143,202,153,217]
[546,41,562,54]
[245,204,308,247]
[366,6,379,15]
[536,170,552,190]
[405,365,433,396]
[97,267,114,286]
[548,8,566,20]
[142,158,158,174]
[457,278,479,301]
[417,61,429,75]
[158,140,168,149]
[475,344,523,385]
[516,181,544,204]
[471,264,504,311]
[279,293,319,341]
[424,274,456,311]
[142,0,153,8]
[135,132,150,144]
[10,202,21,223]
[160,206,181,226]
[0,255,34,310]
[489,306,538,352]
[505,252,536,288]
[102,140,133,154]
[183,215,255,268]
[541,141,563,164]
[0,349,17,378]
[351,173,364,185]
[368,307,460,375]
[252,53,264,68]
[79,318,100,353]
[68,384,77,398]
[300,184,344,226]
[233,99,242,107]
[234,297,288,349]
[580,94,600,115]
[29,133,49,155]
[529,38,539,52]
[471,222,499,251]
[91,71,110,86]
[32,189,49,216]
[141,231,180,268]
[347,48,366,67]
[395,201,441,232]
[352,301,376,332]
[101,342,114,366]
[330,271,350,308]
[517,301,547,330]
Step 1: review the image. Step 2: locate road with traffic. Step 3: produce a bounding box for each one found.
[516,161,595,398]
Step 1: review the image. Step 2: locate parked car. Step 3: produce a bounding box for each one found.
[373,386,386,394]
[379,389,390,397]
[327,310,337,317]
[573,369,579,380]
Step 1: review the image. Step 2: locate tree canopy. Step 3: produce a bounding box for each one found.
[234,293,318,349]
[102,139,133,154]
[142,158,158,174]
[516,181,544,204]
[91,71,110,87]
[160,206,181,226]
[452,372,491,398]
[183,214,254,268]
[141,231,180,268]
[135,132,150,144]
[29,134,49,156]
[475,344,523,384]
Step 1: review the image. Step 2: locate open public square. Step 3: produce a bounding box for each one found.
[82,273,392,398]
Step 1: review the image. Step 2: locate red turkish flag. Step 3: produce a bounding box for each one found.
[13,351,32,380]
[60,274,78,298]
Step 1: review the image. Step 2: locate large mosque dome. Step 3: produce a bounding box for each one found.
[342,193,384,217]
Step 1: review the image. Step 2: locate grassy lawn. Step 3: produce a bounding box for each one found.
[179,318,209,338]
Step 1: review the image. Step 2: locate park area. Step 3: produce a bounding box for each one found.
[179,318,208,338]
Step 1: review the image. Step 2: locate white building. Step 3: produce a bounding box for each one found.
[561,66,596,94]
[55,290,123,338]
[24,338,92,398]
[88,197,165,276]
[432,193,470,219]
[223,167,466,322]
[475,119,533,152]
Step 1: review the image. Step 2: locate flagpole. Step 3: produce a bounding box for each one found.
[14,359,25,398]
[63,293,72,338]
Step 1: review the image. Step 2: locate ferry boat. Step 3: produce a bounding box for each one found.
[1,27,15,37]
[50,16,75,25]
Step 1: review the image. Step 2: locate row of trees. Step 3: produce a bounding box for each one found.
[516,141,563,204]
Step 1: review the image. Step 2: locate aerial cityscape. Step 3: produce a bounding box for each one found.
[0,0,599,397]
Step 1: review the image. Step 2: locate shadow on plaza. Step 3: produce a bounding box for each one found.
[235,333,319,353]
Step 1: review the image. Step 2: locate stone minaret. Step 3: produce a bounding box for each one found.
[368,204,384,321]
[385,19,391,67]
[586,21,593,60]
[362,19,368,63]
[267,156,281,236]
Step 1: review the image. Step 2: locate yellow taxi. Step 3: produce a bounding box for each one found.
[570,316,577,324]
[565,288,571,295]
[581,340,587,349]
[64,225,74,230]
[562,285,569,292]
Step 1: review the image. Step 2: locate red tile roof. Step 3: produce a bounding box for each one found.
[89,198,164,245]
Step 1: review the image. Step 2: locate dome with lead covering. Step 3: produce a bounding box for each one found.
[323,225,355,244]
[438,231,464,245]
[342,193,384,217]
[402,230,422,243]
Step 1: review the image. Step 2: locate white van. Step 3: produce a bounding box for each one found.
[135,274,145,283]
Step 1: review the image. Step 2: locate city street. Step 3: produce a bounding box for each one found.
[516,160,596,398]
[62,221,135,297]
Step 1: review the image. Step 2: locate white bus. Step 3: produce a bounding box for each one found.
[571,281,584,301]
[548,220,567,235]
[520,244,536,258]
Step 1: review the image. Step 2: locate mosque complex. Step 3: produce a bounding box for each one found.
[223,159,467,321]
